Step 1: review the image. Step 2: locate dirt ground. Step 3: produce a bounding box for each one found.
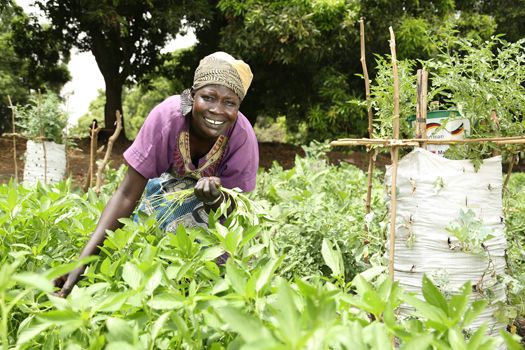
[0,135,390,186]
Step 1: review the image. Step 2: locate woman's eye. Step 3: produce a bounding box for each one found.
[225,101,237,107]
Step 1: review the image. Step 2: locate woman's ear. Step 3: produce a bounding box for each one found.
[190,88,196,99]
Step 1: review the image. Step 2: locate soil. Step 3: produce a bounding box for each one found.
[0,135,390,186]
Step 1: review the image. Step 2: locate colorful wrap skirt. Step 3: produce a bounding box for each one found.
[137,172,209,233]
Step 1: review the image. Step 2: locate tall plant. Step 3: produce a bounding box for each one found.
[15,92,68,144]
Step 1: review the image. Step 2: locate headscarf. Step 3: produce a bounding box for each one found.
[181,52,253,116]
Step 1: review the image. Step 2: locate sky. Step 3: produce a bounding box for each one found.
[16,0,197,124]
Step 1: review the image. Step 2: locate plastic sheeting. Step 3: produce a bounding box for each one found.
[23,140,66,186]
[385,148,507,334]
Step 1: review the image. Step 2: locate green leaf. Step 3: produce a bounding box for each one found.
[16,322,52,347]
[321,238,344,277]
[225,259,247,295]
[219,306,275,344]
[448,328,467,350]
[462,300,488,326]
[106,317,134,342]
[147,293,184,310]
[400,333,433,350]
[12,272,53,293]
[255,256,283,293]
[122,262,143,291]
[499,329,523,350]
[422,275,449,315]
[150,311,171,344]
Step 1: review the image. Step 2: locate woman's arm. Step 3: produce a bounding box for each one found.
[55,166,148,297]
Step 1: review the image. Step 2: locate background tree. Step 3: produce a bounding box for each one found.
[0,1,69,134]
[34,0,212,139]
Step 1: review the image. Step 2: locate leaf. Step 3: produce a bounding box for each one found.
[106,317,134,342]
[321,238,344,277]
[255,256,283,293]
[147,293,183,310]
[150,311,172,343]
[219,306,275,344]
[122,262,143,291]
[225,259,247,295]
[143,265,162,296]
[44,256,99,280]
[200,246,225,262]
[422,275,449,315]
[462,300,488,327]
[448,328,467,350]
[12,272,53,293]
[499,329,523,350]
[400,333,433,350]
[16,322,52,347]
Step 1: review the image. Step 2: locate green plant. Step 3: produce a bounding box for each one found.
[15,92,68,144]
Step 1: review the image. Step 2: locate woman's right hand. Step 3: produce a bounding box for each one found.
[53,266,87,298]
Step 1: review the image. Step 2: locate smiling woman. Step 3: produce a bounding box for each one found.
[54,52,259,297]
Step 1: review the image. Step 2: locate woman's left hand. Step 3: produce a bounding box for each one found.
[194,176,223,207]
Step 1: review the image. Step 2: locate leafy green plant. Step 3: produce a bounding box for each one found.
[445,208,495,254]
[15,92,68,144]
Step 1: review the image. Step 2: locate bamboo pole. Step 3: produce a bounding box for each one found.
[360,18,375,239]
[502,154,516,193]
[330,136,525,147]
[415,69,428,148]
[84,120,101,192]
[7,96,18,182]
[36,91,48,184]
[95,110,123,194]
[388,27,400,279]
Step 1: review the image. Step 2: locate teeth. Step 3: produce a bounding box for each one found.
[205,118,224,125]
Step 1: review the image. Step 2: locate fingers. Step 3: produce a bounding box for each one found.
[194,177,222,205]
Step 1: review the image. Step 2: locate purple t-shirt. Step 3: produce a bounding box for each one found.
[123,95,259,192]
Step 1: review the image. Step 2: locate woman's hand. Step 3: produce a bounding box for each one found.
[194,177,223,208]
[53,266,86,298]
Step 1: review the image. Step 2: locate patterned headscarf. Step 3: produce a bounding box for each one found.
[181,52,253,116]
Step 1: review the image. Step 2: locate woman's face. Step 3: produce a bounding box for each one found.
[190,84,240,140]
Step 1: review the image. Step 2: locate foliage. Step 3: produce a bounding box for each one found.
[0,2,69,135]
[14,92,68,144]
[445,209,494,254]
[504,173,525,316]
[427,37,525,161]
[0,152,524,348]
[33,0,212,133]
[254,141,387,280]
[71,51,187,140]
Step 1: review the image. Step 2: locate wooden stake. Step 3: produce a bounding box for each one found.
[415,69,428,148]
[502,154,516,193]
[84,120,101,192]
[388,27,400,279]
[330,135,525,147]
[360,18,376,237]
[95,110,123,194]
[7,96,18,182]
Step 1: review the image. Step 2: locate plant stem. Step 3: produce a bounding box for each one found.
[1,295,9,350]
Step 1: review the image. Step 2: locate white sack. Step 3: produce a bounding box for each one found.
[23,140,66,186]
[385,148,507,334]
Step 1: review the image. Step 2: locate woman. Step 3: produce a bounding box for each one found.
[55,52,258,297]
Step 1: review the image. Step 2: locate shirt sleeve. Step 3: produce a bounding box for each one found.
[219,121,259,192]
[123,99,177,179]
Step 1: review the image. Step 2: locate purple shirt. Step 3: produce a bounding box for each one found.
[123,95,259,192]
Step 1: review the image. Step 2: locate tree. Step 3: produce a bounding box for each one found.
[0,2,69,134]
[34,0,212,138]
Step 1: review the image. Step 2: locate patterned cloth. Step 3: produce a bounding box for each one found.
[138,174,208,232]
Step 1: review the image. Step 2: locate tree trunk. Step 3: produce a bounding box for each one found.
[103,76,125,141]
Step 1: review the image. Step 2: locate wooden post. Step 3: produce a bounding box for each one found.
[84,120,101,192]
[95,110,123,194]
[415,68,428,148]
[388,27,400,279]
[503,154,516,193]
[360,18,376,237]
[7,96,18,182]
